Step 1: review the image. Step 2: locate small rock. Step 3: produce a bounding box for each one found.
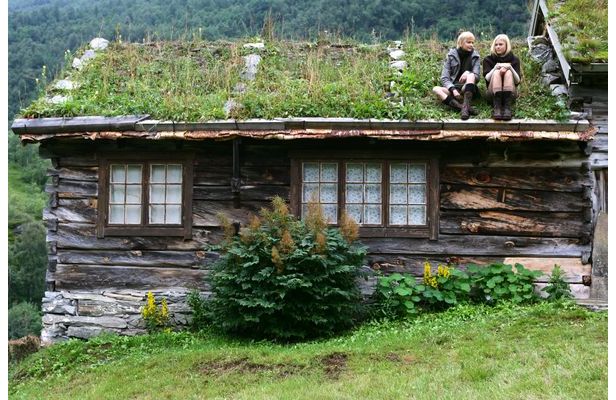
[67,326,105,339]
[541,58,560,74]
[389,49,405,60]
[90,37,109,51]
[541,72,561,86]
[529,43,552,63]
[241,54,262,80]
[389,60,407,70]
[54,79,74,90]
[48,95,68,104]
[81,49,96,62]
[72,57,83,70]
[224,99,241,117]
[243,42,265,49]
[393,40,403,49]
[233,82,247,94]
[550,84,568,96]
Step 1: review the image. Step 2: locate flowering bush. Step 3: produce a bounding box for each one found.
[141,291,171,333]
[207,197,366,340]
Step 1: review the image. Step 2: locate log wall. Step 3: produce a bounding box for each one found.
[39,137,594,343]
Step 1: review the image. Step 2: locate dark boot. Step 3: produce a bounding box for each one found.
[501,91,513,120]
[442,94,463,112]
[492,92,503,120]
[461,91,473,120]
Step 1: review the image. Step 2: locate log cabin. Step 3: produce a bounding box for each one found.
[11,1,607,343]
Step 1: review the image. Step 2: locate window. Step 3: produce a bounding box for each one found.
[292,155,438,239]
[98,154,193,238]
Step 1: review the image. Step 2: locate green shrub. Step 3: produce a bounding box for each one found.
[374,262,545,319]
[186,290,210,331]
[544,265,573,301]
[8,302,42,340]
[467,263,542,305]
[373,273,423,318]
[207,197,366,340]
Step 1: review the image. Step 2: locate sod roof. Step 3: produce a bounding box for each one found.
[544,0,608,63]
[20,38,570,122]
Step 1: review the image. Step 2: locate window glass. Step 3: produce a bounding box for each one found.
[126,165,142,183]
[389,162,427,225]
[301,162,338,222]
[344,163,382,225]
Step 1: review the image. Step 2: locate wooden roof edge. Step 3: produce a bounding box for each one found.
[17,126,596,144]
[12,117,590,136]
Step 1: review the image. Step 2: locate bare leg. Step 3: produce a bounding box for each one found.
[432,86,450,101]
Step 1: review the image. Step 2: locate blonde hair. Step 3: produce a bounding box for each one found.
[490,34,512,56]
[456,31,475,48]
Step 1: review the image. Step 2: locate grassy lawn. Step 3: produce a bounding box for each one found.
[9,302,607,399]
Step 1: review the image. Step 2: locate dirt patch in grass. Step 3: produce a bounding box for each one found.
[371,352,416,364]
[319,352,348,379]
[196,357,305,377]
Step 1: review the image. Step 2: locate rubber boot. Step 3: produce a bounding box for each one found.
[501,91,513,121]
[461,91,473,120]
[492,92,503,120]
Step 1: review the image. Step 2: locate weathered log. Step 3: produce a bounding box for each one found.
[193,200,268,226]
[440,186,584,211]
[362,235,588,257]
[441,210,589,237]
[57,249,218,268]
[49,167,98,181]
[45,179,97,198]
[440,167,591,192]
[50,223,220,250]
[52,264,210,290]
[193,185,289,201]
[194,165,290,186]
[365,255,589,283]
[51,199,97,223]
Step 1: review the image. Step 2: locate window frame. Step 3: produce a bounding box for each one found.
[97,153,194,238]
[290,151,439,240]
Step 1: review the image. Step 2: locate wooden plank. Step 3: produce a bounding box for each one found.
[590,133,608,152]
[440,210,589,238]
[365,255,589,283]
[45,179,97,198]
[52,264,209,291]
[440,186,584,212]
[194,166,290,186]
[361,235,587,257]
[50,167,98,181]
[57,249,218,268]
[441,167,591,192]
[193,185,289,201]
[193,200,268,226]
[51,223,221,250]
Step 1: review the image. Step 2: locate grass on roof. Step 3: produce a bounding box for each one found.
[545,0,608,63]
[20,37,569,122]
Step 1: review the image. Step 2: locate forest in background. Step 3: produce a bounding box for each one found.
[7,0,532,338]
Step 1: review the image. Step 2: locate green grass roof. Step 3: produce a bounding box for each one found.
[545,0,608,63]
[20,38,569,122]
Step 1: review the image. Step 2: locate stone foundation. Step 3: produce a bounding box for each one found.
[40,288,204,345]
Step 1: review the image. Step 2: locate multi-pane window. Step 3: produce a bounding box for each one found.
[148,164,183,224]
[294,158,436,238]
[99,156,193,238]
[109,164,143,224]
[389,163,427,225]
[345,163,382,225]
[301,162,338,223]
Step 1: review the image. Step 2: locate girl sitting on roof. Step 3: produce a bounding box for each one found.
[482,34,521,121]
[432,31,480,120]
